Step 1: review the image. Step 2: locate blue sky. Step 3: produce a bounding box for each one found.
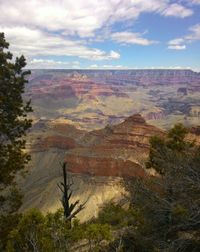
[0,0,200,70]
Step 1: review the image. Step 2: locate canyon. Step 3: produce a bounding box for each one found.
[22,114,164,221]
[20,69,200,220]
[27,69,200,130]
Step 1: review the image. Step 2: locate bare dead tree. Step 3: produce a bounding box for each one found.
[58,163,88,225]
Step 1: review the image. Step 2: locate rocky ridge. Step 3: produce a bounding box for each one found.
[65,114,164,177]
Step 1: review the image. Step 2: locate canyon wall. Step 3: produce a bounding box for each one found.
[21,114,163,221]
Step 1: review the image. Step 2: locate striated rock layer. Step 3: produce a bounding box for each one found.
[65,114,164,177]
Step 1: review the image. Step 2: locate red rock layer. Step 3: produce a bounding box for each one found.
[65,114,164,177]
[67,155,145,177]
[28,76,128,100]
[34,135,77,152]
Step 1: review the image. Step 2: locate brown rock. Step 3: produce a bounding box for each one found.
[66,154,145,177]
[34,135,77,151]
[65,114,164,177]
[124,113,146,124]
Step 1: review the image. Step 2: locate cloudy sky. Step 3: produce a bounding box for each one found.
[0,0,200,70]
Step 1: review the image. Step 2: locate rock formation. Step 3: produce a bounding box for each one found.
[20,114,164,221]
[65,114,164,177]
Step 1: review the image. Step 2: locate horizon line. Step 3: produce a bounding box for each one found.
[27,68,200,73]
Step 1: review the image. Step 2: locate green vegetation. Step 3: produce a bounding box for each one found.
[0,33,32,250]
[124,123,200,251]
[0,33,32,189]
[5,208,112,252]
[96,203,138,228]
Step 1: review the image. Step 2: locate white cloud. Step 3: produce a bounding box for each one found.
[89,64,98,68]
[168,45,186,50]
[109,50,120,59]
[186,24,200,41]
[1,26,120,61]
[28,58,82,69]
[148,66,192,69]
[72,61,80,65]
[168,23,200,50]
[168,37,186,50]
[111,32,157,45]
[102,64,125,69]
[0,0,107,37]
[88,65,195,70]
[0,1,193,38]
[162,3,193,18]
[168,38,185,45]
[80,50,120,60]
[28,59,70,69]
[0,0,195,68]
[190,0,200,5]
[88,64,127,69]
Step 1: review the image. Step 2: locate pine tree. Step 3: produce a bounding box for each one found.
[0,32,32,249]
[0,32,32,191]
[127,124,200,251]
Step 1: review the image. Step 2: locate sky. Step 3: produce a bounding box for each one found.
[0,0,200,70]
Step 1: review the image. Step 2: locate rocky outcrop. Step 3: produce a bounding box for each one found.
[177,87,187,96]
[124,113,146,124]
[190,126,200,136]
[186,126,200,145]
[66,155,145,177]
[144,110,166,120]
[34,135,77,152]
[49,122,86,139]
[65,114,164,177]
[189,106,200,117]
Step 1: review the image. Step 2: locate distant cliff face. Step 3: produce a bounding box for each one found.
[28,69,200,99]
[90,69,200,86]
[26,69,200,131]
[27,74,128,101]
